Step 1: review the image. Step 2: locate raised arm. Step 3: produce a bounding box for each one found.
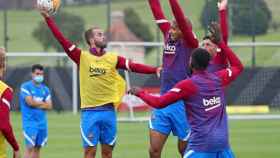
[168,0,199,48]
[218,0,229,44]
[130,80,197,108]
[0,88,19,153]
[209,21,228,66]
[41,12,81,65]
[116,56,159,74]
[148,0,171,35]
[216,42,244,86]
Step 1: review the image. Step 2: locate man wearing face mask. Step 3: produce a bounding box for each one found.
[19,64,52,158]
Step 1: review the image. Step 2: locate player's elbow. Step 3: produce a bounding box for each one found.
[49,104,53,110]
[232,64,244,77]
[188,39,199,48]
[149,101,168,109]
[46,102,53,110]
[192,40,199,48]
[238,62,244,73]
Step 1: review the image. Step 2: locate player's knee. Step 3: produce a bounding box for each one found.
[84,147,96,158]
[101,149,112,158]
[149,146,161,157]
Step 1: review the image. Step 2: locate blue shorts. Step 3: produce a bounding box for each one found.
[184,149,235,158]
[149,100,190,141]
[80,110,117,148]
[23,127,48,148]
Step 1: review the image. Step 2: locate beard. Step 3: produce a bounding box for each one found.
[95,41,107,49]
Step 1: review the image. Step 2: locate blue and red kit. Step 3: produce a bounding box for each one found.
[135,42,243,157]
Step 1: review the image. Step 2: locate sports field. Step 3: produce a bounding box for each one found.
[6,112,280,158]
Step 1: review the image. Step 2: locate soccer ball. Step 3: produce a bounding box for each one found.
[37,0,61,15]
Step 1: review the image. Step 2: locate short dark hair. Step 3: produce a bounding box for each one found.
[203,35,211,41]
[84,27,100,46]
[84,28,94,45]
[32,64,44,72]
[190,48,211,70]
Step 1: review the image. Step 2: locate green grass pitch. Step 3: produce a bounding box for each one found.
[5,112,280,158]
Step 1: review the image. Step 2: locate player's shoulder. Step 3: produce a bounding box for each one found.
[104,52,119,64]
[0,81,12,96]
[106,51,118,58]
[0,80,10,89]
[42,84,50,91]
[21,80,32,88]
[176,79,196,88]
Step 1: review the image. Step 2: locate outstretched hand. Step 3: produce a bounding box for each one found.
[208,22,222,44]
[218,0,228,11]
[40,9,50,18]
[36,3,50,17]
[128,87,142,96]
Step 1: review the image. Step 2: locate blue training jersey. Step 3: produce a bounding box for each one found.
[20,80,51,129]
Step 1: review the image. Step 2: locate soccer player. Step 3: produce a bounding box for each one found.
[0,47,20,158]
[19,64,52,158]
[39,8,160,158]
[129,35,244,158]
[149,0,229,156]
[203,0,229,72]
[147,0,198,157]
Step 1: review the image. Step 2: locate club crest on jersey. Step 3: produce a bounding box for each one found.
[203,96,221,111]
[89,66,106,77]
[164,44,176,54]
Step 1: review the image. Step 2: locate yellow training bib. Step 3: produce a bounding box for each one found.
[0,81,10,158]
[0,132,6,158]
[79,51,126,109]
[0,81,9,97]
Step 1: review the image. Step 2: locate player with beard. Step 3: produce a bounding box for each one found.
[39,9,160,158]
